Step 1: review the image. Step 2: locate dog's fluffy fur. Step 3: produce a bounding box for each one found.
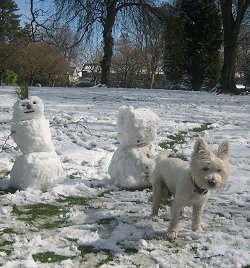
[151,138,230,240]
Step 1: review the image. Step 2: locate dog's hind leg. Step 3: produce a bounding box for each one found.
[151,176,169,221]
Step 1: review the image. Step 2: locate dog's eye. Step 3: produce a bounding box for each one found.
[22,103,26,107]
[33,101,37,104]
[202,167,209,172]
[217,168,221,172]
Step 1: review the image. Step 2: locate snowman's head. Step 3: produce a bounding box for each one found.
[13,96,45,122]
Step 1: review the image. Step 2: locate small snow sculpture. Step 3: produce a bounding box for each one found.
[11,96,54,154]
[108,106,159,189]
[9,96,64,190]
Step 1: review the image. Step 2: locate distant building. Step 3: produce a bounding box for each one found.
[68,67,82,83]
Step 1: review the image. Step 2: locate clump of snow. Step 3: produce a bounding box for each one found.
[109,106,159,188]
[10,152,64,191]
[9,96,64,190]
[117,106,159,146]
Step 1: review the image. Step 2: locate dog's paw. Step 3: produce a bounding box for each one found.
[166,231,177,240]
[152,215,159,222]
[191,226,203,233]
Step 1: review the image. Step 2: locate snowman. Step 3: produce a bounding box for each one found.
[108,106,159,189]
[9,96,64,191]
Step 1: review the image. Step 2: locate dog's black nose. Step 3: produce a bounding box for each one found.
[27,104,32,109]
[208,179,216,188]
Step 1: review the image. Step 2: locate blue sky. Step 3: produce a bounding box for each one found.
[16,0,30,25]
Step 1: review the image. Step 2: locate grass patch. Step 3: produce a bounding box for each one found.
[39,220,69,229]
[159,132,186,152]
[32,251,73,263]
[1,228,20,234]
[0,240,13,255]
[97,190,112,197]
[0,241,13,247]
[159,123,214,154]
[191,123,213,133]
[12,203,66,227]
[160,196,172,207]
[57,195,91,206]
[97,255,115,267]
[78,245,112,258]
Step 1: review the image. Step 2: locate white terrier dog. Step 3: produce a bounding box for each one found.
[151,138,230,240]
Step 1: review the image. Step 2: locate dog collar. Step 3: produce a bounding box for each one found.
[191,177,208,195]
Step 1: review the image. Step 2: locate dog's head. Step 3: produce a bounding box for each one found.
[190,138,230,191]
[13,96,44,122]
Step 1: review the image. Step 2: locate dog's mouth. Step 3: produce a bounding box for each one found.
[24,110,35,113]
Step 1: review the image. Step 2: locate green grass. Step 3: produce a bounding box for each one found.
[32,251,73,263]
[12,203,64,223]
[96,255,116,267]
[56,195,90,206]
[159,132,186,151]
[11,195,91,227]
[1,228,20,234]
[12,203,66,229]
[160,196,172,207]
[78,245,112,257]
[159,123,214,155]
[191,123,213,133]
[39,220,70,229]
[0,241,13,255]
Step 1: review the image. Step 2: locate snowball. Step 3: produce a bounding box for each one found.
[108,144,157,189]
[117,106,159,146]
[9,152,64,191]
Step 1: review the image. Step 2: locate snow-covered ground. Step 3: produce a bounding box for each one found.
[0,86,249,268]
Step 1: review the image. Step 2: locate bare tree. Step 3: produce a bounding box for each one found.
[30,0,160,87]
[15,42,71,86]
[131,9,164,88]
[112,34,143,87]
[219,0,250,93]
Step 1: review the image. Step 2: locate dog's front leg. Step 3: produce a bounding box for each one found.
[167,202,183,240]
[192,203,204,232]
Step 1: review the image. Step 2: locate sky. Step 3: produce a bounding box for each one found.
[16,0,50,26]
[16,0,30,25]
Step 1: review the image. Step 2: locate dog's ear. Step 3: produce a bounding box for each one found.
[218,140,229,159]
[193,138,208,153]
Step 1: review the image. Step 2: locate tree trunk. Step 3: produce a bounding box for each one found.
[219,0,250,94]
[100,1,117,86]
[220,34,238,93]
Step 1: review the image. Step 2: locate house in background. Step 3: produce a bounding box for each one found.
[68,67,82,83]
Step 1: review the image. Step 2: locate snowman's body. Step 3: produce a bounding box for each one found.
[11,118,54,154]
[108,106,159,189]
[10,152,64,190]
[9,96,64,190]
